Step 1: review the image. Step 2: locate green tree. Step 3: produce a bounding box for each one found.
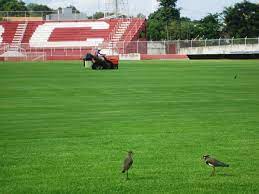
[147,18,166,40]
[155,0,179,22]
[92,12,104,19]
[178,19,196,40]
[166,14,222,40]
[223,0,259,38]
[158,0,177,8]
[147,0,180,40]
[27,3,52,12]
[167,20,180,40]
[0,0,27,16]
[27,3,53,17]
[167,17,198,40]
[0,0,8,10]
[198,13,222,39]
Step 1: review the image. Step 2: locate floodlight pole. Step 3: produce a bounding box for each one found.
[115,0,118,17]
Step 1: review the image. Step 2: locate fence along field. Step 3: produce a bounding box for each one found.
[0,59,259,193]
[1,37,258,61]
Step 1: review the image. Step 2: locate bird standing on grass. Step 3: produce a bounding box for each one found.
[122,151,133,180]
[203,155,229,176]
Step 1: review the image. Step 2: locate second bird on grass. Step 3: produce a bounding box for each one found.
[122,151,133,180]
[203,155,229,176]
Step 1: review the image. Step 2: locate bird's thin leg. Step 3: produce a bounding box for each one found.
[126,171,128,180]
[211,167,215,176]
[210,167,215,176]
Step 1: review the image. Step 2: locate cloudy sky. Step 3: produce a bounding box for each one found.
[23,0,258,20]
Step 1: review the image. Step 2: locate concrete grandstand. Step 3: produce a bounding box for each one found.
[0,18,146,60]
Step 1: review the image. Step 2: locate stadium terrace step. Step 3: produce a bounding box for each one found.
[8,22,28,51]
[107,20,132,50]
[0,19,146,49]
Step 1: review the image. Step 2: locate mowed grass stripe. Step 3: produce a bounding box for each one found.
[0,60,259,193]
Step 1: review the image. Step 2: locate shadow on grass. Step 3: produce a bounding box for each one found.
[216,173,235,177]
[135,175,156,180]
[121,174,156,181]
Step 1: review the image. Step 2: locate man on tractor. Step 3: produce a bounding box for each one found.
[95,48,105,61]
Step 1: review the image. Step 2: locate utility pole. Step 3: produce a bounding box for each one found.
[104,0,128,18]
[115,0,118,17]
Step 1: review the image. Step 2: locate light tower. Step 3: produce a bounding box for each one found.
[103,0,129,18]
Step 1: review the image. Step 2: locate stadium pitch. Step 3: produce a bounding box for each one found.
[0,60,259,193]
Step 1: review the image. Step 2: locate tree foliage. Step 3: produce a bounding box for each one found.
[147,0,222,40]
[147,0,180,40]
[147,0,258,40]
[92,12,104,19]
[197,14,222,39]
[27,3,52,12]
[167,18,197,40]
[0,0,27,14]
[27,3,53,17]
[223,0,259,38]
[158,0,177,8]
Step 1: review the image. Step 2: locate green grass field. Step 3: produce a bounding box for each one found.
[0,60,259,193]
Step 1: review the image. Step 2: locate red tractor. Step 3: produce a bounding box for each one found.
[83,53,119,70]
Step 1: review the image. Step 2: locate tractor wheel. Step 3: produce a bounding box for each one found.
[106,61,113,69]
[92,63,97,69]
[97,64,103,70]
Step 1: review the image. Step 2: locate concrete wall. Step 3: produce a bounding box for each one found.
[147,42,166,54]
[179,44,259,54]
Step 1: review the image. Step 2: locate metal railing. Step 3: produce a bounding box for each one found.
[123,18,144,41]
[0,11,88,21]
[0,11,137,21]
[179,37,259,48]
[0,38,258,57]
